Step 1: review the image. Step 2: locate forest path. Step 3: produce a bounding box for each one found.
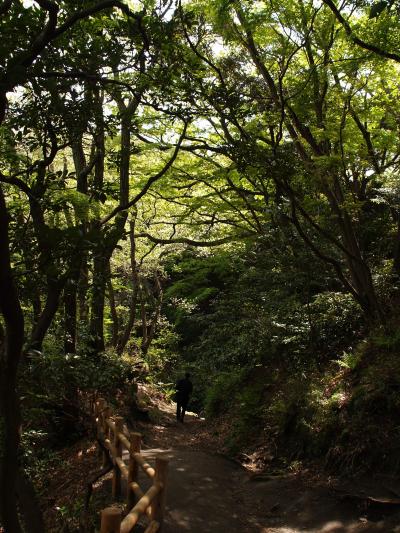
[133,406,260,532]
[132,395,400,533]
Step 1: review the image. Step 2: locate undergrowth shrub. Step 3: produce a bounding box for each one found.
[26,349,135,397]
[158,247,397,474]
[204,368,249,418]
[21,348,138,449]
[326,342,400,473]
[143,317,180,381]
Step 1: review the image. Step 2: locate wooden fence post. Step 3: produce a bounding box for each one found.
[150,456,169,530]
[93,391,99,415]
[97,398,106,458]
[100,507,121,533]
[94,399,100,458]
[97,398,106,426]
[112,417,124,499]
[103,406,112,438]
[127,432,142,510]
[101,406,112,468]
[96,398,107,430]
[90,392,96,416]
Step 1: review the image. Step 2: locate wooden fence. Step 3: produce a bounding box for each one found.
[90,397,169,533]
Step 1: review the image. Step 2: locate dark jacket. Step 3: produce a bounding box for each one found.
[175,377,193,401]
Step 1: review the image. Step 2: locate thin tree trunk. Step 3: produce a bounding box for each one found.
[141,292,148,351]
[326,183,382,320]
[117,217,139,354]
[0,184,24,533]
[30,279,64,351]
[78,254,89,325]
[141,274,163,355]
[88,90,107,355]
[107,262,119,347]
[88,91,135,355]
[89,246,109,354]
[63,136,89,354]
[28,163,66,351]
[117,284,139,355]
[64,276,78,354]
[32,291,41,324]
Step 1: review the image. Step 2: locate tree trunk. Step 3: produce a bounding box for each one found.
[141,275,163,355]
[64,136,89,354]
[89,218,127,354]
[28,164,65,351]
[89,245,109,354]
[64,275,79,354]
[30,278,64,351]
[236,14,382,323]
[78,253,89,325]
[16,471,45,533]
[32,291,42,324]
[116,217,139,355]
[107,262,119,347]
[0,185,24,533]
[141,292,148,352]
[116,284,139,355]
[88,93,135,355]
[326,183,382,321]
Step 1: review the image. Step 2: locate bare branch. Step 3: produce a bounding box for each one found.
[286,187,364,265]
[37,71,137,93]
[322,0,400,63]
[289,202,359,300]
[135,231,256,247]
[0,172,34,199]
[53,1,148,47]
[3,1,147,97]
[19,0,59,69]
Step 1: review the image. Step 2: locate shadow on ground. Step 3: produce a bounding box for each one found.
[125,394,400,533]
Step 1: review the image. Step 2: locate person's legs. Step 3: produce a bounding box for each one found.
[180,398,188,422]
[176,400,183,421]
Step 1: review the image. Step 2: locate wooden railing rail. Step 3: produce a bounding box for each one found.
[89,396,168,533]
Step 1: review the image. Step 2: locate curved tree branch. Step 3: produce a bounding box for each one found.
[101,121,189,224]
[289,201,359,301]
[0,1,147,123]
[53,1,147,47]
[134,231,256,247]
[322,0,400,62]
[0,172,34,198]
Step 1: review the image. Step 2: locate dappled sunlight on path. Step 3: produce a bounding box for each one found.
[130,392,400,533]
[131,403,257,532]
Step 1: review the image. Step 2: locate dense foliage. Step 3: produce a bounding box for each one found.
[1,0,400,530]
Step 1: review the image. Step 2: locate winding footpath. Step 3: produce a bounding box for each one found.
[129,401,400,533]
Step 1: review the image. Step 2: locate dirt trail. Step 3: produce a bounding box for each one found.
[132,398,400,533]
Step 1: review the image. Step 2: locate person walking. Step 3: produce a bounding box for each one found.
[175,372,193,423]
